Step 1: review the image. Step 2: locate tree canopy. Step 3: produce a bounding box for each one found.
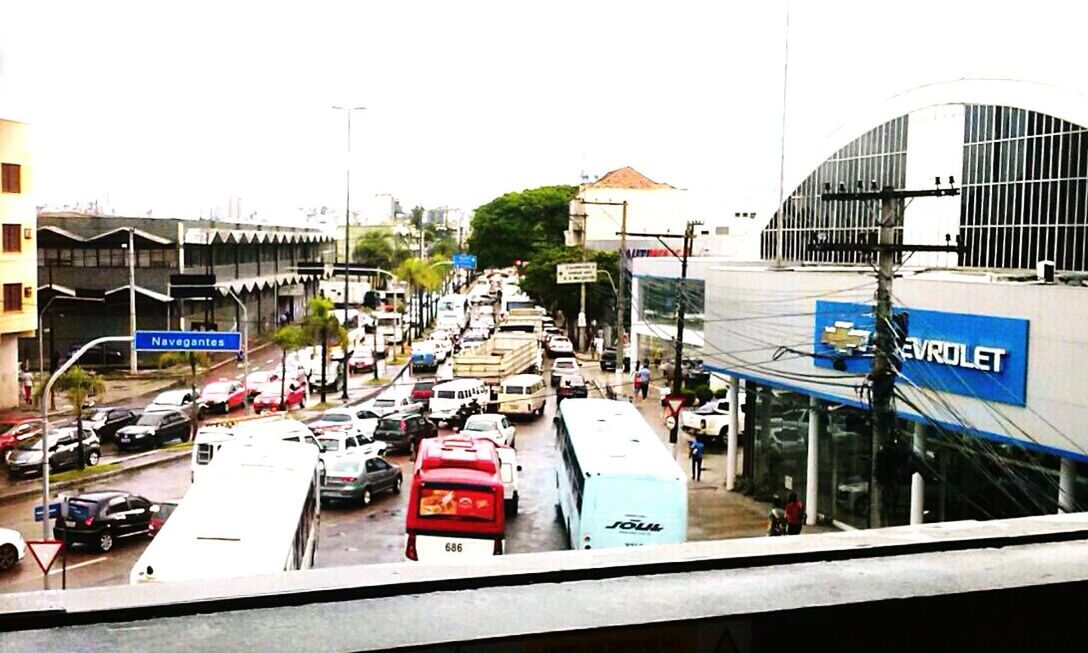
[352,229,409,270]
[519,245,619,334]
[466,185,576,268]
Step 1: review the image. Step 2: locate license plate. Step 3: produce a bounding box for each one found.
[65,520,75,527]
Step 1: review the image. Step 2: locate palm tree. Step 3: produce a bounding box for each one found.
[270,325,307,411]
[395,257,440,341]
[54,366,105,471]
[302,296,346,404]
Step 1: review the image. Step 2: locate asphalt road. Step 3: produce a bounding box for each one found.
[0,358,568,593]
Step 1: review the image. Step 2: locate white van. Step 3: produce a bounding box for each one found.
[429,378,490,426]
[497,374,547,417]
[191,416,322,483]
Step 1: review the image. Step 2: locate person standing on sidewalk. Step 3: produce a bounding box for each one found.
[636,363,651,401]
[688,436,704,481]
[20,364,33,406]
[592,334,603,361]
[784,491,805,535]
[631,361,643,402]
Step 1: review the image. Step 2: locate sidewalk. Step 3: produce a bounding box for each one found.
[582,364,838,540]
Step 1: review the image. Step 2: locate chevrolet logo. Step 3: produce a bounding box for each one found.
[822,321,871,354]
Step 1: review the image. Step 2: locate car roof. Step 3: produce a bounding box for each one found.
[433,378,485,390]
[503,373,544,384]
[154,389,189,400]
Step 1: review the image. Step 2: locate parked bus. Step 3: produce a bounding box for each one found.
[554,398,687,550]
[191,415,322,483]
[405,436,505,561]
[130,439,321,584]
[436,294,470,331]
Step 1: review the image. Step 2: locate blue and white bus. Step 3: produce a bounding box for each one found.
[554,398,687,550]
[436,293,469,331]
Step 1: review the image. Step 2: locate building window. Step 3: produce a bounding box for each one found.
[1,164,20,194]
[2,224,20,252]
[3,283,22,312]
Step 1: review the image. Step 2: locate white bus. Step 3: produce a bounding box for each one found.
[191,415,322,483]
[374,310,404,347]
[436,293,469,330]
[131,440,321,584]
[554,398,687,550]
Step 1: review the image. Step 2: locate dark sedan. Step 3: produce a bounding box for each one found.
[7,427,100,478]
[557,374,590,403]
[116,410,191,451]
[84,407,138,442]
[53,491,153,552]
[372,413,438,455]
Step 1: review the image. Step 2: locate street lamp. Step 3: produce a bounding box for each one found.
[121,228,137,374]
[332,105,365,401]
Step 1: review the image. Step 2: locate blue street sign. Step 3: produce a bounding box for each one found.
[34,502,62,522]
[134,330,242,352]
[452,253,477,270]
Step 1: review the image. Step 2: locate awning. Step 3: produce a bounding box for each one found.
[183,227,333,246]
[104,284,174,303]
[214,272,313,296]
[37,283,76,297]
[38,225,173,247]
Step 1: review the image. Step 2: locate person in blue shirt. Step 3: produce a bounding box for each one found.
[635,364,651,400]
[688,436,705,481]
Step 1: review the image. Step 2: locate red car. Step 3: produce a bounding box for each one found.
[200,380,246,413]
[410,380,435,411]
[0,417,43,465]
[148,499,180,537]
[253,384,306,413]
[244,370,282,399]
[348,350,375,373]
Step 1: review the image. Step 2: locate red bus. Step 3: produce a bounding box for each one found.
[405,437,505,561]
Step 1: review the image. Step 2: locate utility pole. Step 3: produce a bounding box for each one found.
[569,199,589,351]
[814,178,962,528]
[127,228,137,374]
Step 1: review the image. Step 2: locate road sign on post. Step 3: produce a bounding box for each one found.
[664,395,686,418]
[556,262,598,284]
[33,502,63,522]
[134,330,242,352]
[26,540,63,574]
[452,253,477,270]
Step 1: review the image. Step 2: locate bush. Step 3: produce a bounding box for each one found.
[694,384,714,405]
[713,388,730,399]
[157,352,186,369]
[680,388,697,406]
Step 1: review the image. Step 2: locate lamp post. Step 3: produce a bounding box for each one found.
[332,105,365,398]
[353,266,397,381]
[226,290,249,414]
[123,228,137,374]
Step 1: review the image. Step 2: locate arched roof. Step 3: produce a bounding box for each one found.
[743,78,1088,257]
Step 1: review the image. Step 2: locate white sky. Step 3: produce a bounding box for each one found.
[2,0,1086,222]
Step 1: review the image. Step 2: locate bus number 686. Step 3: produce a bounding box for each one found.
[445,542,463,553]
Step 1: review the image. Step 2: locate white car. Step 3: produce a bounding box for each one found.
[364,394,423,417]
[461,413,517,448]
[314,430,387,468]
[549,358,580,387]
[675,394,745,445]
[146,389,204,417]
[309,406,382,439]
[546,336,574,357]
[0,527,27,571]
[430,338,452,362]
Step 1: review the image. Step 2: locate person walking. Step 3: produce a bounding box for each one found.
[688,436,704,481]
[631,362,642,402]
[784,491,805,535]
[767,497,787,536]
[19,365,33,406]
[636,363,651,401]
[592,334,603,361]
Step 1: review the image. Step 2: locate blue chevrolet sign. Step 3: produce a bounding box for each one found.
[813,300,1030,406]
[134,330,242,352]
[452,253,477,270]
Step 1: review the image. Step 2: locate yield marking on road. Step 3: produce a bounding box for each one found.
[266,359,275,365]
[47,556,108,575]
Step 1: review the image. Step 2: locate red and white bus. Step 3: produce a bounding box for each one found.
[405,437,505,561]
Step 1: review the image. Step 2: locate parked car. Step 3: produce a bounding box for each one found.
[677,394,746,445]
[550,358,580,387]
[460,413,517,448]
[63,342,125,367]
[146,389,205,419]
[556,374,590,403]
[348,349,376,373]
[372,413,438,454]
[309,406,382,439]
[7,427,100,478]
[200,380,246,414]
[244,370,282,399]
[53,491,152,552]
[545,335,575,358]
[599,347,618,372]
[365,394,424,418]
[307,360,342,391]
[83,407,138,442]
[410,380,436,411]
[148,499,180,537]
[320,453,402,505]
[252,383,306,413]
[116,409,191,451]
[0,527,27,571]
[0,417,43,465]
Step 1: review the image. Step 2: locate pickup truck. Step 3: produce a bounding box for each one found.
[674,394,746,446]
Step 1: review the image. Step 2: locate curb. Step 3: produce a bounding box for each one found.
[0,448,192,505]
[345,362,410,407]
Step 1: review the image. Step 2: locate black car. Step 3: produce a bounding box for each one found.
[372,413,438,455]
[7,427,100,478]
[600,348,618,371]
[557,374,590,403]
[53,491,152,552]
[116,410,191,451]
[63,342,125,367]
[84,407,138,442]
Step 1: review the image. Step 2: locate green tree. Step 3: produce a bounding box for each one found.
[409,205,425,230]
[520,245,619,335]
[395,257,441,340]
[54,366,105,470]
[352,229,410,271]
[466,185,576,268]
[270,325,308,411]
[302,296,346,404]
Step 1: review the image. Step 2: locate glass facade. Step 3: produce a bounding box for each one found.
[961,105,1088,271]
[761,116,909,263]
[635,277,705,364]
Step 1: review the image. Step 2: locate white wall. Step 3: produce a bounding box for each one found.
[903,104,965,267]
[704,266,1088,461]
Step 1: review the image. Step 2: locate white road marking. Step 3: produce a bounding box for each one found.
[48,556,108,575]
[266,359,275,365]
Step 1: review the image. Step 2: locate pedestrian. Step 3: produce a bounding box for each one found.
[19,365,33,406]
[592,334,603,361]
[631,362,643,401]
[636,362,651,400]
[768,496,787,536]
[784,491,805,535]
[688,436,704,481]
